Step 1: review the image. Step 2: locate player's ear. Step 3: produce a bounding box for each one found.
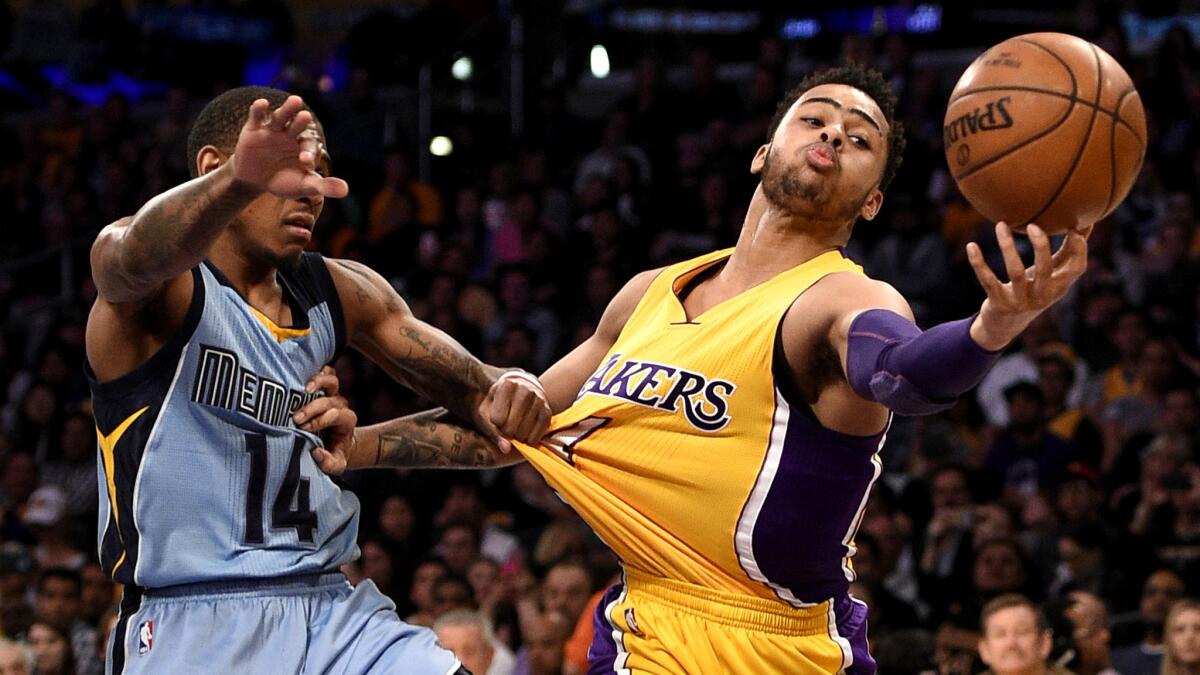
[195,145,227,178]
[860,188,884,221]
[750,144,769,175]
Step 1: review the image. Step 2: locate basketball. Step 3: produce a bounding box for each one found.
[943,32,1146,234]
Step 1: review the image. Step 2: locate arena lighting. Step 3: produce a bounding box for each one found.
[430,136,454,157]
[590,44,611,78]
[451,55,473,81]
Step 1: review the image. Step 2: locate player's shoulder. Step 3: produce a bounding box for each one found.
[788,271,912,336]
[320,255,374,281]
[597,266,670,339]
[807,271,908,312]
[614,266,670,309]
[624,266,669,295]
[320,256,394,298]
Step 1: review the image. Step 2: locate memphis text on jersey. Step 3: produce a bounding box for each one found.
[189,345,322,427]
[578,353,735,432]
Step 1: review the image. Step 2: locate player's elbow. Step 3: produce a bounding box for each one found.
[860,371,958,416]
[90,224,163,303]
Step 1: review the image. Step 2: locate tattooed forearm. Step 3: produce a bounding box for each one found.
[333,257,503,425]
[121,164,261,289]
[394,325,497,419]
[356,408,520,469]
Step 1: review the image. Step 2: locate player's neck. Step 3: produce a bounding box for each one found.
[723,186,849,284]
[207,237,283,300]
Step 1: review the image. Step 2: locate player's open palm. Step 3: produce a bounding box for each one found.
[966,222,1089,317]
[230,95,349,200]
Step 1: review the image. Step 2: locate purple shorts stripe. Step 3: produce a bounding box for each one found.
[835,594,876,674]
[587,583,625,675]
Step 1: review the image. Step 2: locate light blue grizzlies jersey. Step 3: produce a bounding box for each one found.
[87,253,360,589]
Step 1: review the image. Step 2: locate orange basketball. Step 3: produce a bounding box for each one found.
[943,32,1146,234]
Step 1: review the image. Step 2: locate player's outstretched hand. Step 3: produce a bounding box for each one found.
[294,365,357,476]
[230,96,350,200]
[479,371,552,454]
[965,222,1089,350]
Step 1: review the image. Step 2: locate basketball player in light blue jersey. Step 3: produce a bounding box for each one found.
[85,87,551,674]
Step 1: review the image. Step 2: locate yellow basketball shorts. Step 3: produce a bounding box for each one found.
[587,568,875,674]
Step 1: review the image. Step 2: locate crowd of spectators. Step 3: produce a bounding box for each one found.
[2,1,1200,674]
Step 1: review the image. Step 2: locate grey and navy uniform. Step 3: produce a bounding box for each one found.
[88,253,460,674]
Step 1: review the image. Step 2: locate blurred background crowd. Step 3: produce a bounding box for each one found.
[1,0,1200,673]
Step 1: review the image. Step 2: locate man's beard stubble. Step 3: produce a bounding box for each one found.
[231,216,305,273]
[760,145,868,225]
[761,146,822,215]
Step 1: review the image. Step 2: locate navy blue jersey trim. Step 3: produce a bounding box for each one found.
[305,253,346,358]
[86,266,205,401]
[109,585,143,673]
[201,259,311,331]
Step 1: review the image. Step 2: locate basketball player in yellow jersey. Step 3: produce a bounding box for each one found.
[306,63,1091,674]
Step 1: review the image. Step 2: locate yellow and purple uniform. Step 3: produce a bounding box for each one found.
[516,248,886,674]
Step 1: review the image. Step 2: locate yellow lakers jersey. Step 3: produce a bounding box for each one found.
[517,248,889,607]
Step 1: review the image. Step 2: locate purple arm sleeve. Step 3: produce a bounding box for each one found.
[845,309,1003,415]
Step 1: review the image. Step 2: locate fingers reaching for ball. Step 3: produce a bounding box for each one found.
[966,221,1089,316]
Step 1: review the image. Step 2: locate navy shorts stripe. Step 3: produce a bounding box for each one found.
[110,586,144,674]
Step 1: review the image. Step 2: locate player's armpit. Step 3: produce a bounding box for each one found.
[539,266,664,412]
[350,408,523,470]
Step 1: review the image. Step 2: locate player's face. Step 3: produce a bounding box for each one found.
[979,606,1051,675]
[232,119,333,270]
[752,83,888,225]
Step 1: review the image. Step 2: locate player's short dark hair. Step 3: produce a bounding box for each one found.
[36,568,82,596]
[981,593,1050,633]
[186,86,301,178]
[767,63,906,193]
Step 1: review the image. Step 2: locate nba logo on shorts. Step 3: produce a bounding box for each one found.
[138,620,154,654]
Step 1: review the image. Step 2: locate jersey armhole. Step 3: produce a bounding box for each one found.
[772,317,819,422]
[306,253,347,360]
[86,266,206,401]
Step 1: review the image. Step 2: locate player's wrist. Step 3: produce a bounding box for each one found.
[971,301,1036,352]
[498,369,544,391]
[222,154,269,197]
[347,428,371,469]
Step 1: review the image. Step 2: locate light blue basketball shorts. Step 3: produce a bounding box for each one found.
[106,573,462,674]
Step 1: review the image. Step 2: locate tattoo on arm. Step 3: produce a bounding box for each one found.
[120,166,261,292]
[370,409,505,468]
[394,324,495,418]
[333,258,498,420]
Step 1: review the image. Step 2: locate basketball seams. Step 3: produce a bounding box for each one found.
[1019,37,1079,97]
[951,91,1075,182]
[947,37,1077,107]
[1103,88,1136,215]
[950,38,1081,184]
[946,33,1146,233]
[949,84,1144,142]
[1026,42,1104,227]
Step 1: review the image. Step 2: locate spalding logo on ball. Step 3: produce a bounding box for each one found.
[943,32,1147,235]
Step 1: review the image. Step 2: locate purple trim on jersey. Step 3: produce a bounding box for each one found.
[751,407,882,602]
[835,594,877,674]
[587,583,624,674]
